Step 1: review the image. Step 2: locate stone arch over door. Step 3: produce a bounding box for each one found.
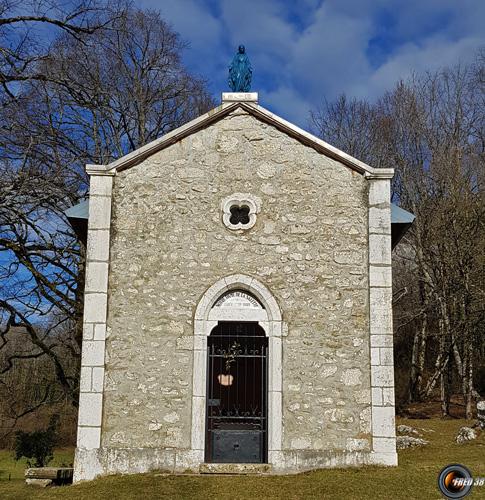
[191,275,283,465]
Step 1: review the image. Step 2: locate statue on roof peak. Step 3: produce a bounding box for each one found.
[228,45,252,92]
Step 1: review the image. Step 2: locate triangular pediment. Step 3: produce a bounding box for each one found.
[86,101,392,178]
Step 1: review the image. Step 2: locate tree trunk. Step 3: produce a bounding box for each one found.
[424,340,448,398]
[465,336,474,420]
[440,353,451,417]
[408,254,430,402]
[409,313,427,402]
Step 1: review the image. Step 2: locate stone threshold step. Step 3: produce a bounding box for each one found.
[199,463,272,474]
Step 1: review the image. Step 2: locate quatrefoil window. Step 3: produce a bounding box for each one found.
[229,205,250,225]
[222,193,261,231]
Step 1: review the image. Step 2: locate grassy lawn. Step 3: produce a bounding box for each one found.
[0,418,484,499]
[0,448,74,499]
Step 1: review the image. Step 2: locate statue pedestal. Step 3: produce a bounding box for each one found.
[222,92,258,103]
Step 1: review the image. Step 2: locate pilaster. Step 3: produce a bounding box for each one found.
[74,168,114,482]
[366,172,398,465]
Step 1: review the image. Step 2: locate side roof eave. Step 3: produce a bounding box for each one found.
[65,198,415,228]
[87,102,391,178]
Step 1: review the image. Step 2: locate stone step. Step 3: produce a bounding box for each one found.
[199,463,272,475]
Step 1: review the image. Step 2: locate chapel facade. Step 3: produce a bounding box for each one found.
[72,92,407,481]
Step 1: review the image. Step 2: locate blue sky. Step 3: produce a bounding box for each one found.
[140,0,485,127]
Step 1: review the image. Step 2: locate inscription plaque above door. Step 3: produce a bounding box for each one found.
[214,290,264,309]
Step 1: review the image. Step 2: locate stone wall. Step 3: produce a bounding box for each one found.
[101,108,371,470]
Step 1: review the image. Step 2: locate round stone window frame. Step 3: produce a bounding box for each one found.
[221,193,261,230]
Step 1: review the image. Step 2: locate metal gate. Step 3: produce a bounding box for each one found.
[206,321,268,463]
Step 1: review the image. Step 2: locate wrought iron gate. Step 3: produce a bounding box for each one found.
[206,322,268,463]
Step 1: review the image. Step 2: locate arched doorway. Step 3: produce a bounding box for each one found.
[206,321,268,463]
[191,275,283,466]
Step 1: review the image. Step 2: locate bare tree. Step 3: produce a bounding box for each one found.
[0,4,215,431]
[41,7,215,159]
[311,52,485,418]
[0,325,79,446]
[0,0,117,104]
[310,95,386,167]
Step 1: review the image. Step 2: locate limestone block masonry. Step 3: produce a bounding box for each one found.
[74,98,397,481]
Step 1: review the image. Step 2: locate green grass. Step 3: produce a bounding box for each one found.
[0,448,74,499]
[0,448,74,481]
[1,419,484,499]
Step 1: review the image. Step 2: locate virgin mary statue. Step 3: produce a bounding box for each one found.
[228,45,252,92]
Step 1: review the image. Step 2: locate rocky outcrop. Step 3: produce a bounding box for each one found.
[455,426,478,444]
[396,436,429,449]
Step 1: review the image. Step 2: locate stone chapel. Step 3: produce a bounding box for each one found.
[66,92,414,481]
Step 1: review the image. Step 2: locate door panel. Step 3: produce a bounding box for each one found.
[205,322,268,463]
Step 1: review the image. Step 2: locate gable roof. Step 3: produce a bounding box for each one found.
[86,99,393,179]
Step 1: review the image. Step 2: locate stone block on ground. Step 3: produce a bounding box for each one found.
[25,478,53,487]
[455,426,478,444]
[25,467,73,485]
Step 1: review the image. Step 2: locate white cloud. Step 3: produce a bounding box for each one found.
[148,0,222,48]
[220,0,297,54]
[360,35,484,99]
[141,0,224,84]
[264,85,313,127]
[290,2,373,95]
[137,0,485,127]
